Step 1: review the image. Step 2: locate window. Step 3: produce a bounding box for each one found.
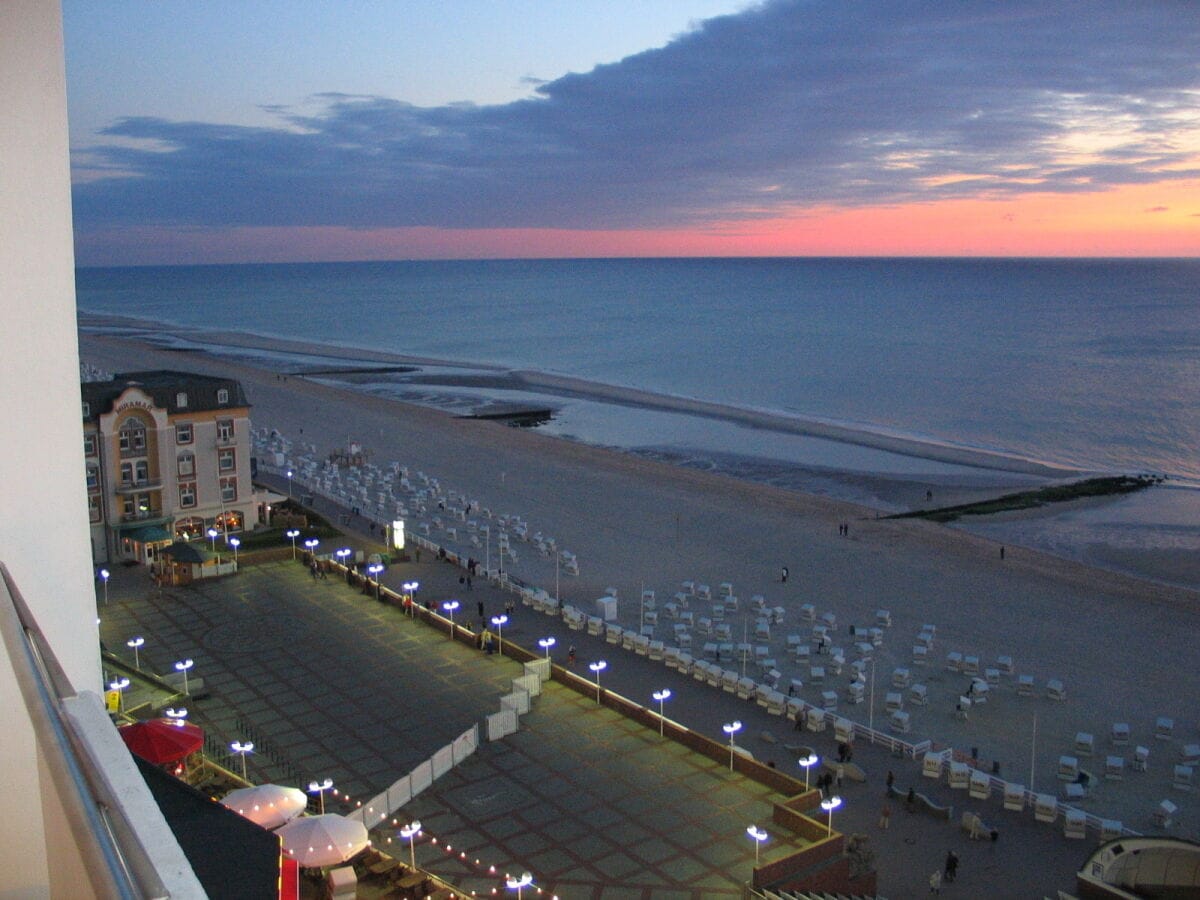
[175,516,204,540]
[82,401,90,418]
[88,493,102,523]
[215,509,243,532]
[83,433,96,456]
[122,494,151,518]
[120,461,133,486]
[86,464,99,490]
[118,418,147,454]
[176,422,193,444]
[176,392,188,408]
[219,476,237,502]
[218,447,236,472]
[135,460,149,483]
[177,452,195,477]
[179,481,196,508]
[216,388,229,405]
[217,419,234,442]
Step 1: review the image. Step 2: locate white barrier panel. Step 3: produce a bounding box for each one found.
[453,725,478,764]
[501,691,531,715]
[410,760,434,797]
[387,775,413,812]
[487,709,518,741]
[525,658,551,680]
[432,744,454,779]
[514,673,541,697]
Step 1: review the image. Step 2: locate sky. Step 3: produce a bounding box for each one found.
[65,1,1200,265]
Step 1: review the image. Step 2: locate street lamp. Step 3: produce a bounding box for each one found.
[589,660,607,703]
[126,636,145,669]
[538,636,556,659]
[403,581,420,614]
[490,614,508,653]
[286,469,293,496]
[285,529,300,559]
[99,568,110,605]
[652,689,672,737]
[207,528,219,553]
[399,820,421,871]
[723,720,743,770]
[746,825,768,866]
[228,536,240,565]
[164,707,187,723]
[798,753,820,790]
[108,677,130,714]
[335,547,352,568]
[231,740,254,780]
[442,600,460,638]
[174,658,194,695]
[303,538,319,559]
[367,563,384,600]
[821,795,842,836]
[506,872,534,899]
[308,778,333,815]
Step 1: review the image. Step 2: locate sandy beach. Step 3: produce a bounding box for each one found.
[81,331,1200,837]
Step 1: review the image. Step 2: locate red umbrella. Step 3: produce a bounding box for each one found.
[119,718,204,765]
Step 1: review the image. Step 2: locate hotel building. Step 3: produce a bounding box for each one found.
[82,371,257,565]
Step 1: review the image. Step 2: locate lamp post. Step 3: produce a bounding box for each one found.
[403,581,419,615]
[399,820,421,871]
[228,536,240,566]
[589,660,607,703]
[868,654,876,738]
[653,689,672,737]
[109,677,130,714]
[307,778,333,815]
[303,538,319,559]
[286,469,293,496]
[490,614,508,654]
[367,563,384,600]
[746,825,768,866]
[207,528,219,553]
[164,707,187,723]
[538,636,556,659]
[335,547,351,569]
[798,753,820,790]
[506,872,533,899]
[820,795,842,836]
[442,600,460,638]
[723,720,743,770]
[174,658,194,695]
[231,740,254,780]
[99,568,110,605]
[285,529,300,559]
[126,636,144,669]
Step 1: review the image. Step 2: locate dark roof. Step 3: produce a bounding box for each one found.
[81,370,250,420]
[133,755,280,899]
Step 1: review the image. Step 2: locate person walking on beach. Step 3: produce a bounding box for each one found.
[878,803,891,830]
[886,769,895,794]
[929,870,942,894]
[781,565,789,583]
[944,850,958,883]
[1000,545,1006,560]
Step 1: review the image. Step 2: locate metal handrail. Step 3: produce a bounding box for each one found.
[0,561,171,899]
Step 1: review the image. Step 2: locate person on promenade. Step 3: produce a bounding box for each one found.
[886,770,895,794]
[567,645,576,666]
[929,870,942,894]
[878,803,891,830]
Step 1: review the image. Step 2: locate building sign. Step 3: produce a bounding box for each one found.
[392,519,405,550]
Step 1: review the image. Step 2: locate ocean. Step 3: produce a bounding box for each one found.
[75,257,1200,488]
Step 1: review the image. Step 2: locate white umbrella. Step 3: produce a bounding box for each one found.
[221,784,308,830]
[276,814,369,868]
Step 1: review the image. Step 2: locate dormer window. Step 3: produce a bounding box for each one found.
[217,388,229,405]
[176,392,189,408]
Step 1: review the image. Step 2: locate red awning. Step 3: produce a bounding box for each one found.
[119,718,204,765]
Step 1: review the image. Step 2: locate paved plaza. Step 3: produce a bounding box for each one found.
[99,541,1101,898]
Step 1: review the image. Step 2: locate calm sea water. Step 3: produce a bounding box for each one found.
[75,258,1200,484]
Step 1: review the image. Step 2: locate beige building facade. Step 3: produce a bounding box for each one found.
[82,371,256,564]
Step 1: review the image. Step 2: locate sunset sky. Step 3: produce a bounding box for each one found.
[65,1,1200,265]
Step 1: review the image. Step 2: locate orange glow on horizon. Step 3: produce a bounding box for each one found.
[75,179,1200,265]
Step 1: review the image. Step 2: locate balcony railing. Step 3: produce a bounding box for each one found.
[114,479,163,495]
[0,560,197,898]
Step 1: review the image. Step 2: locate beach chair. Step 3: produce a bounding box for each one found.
[649,640,664,661]
[809,665,825,685]
[885,691,903,713]
[916,629,935,648]
[923,751,947,779]
[875,609,891,628]
[1064,809,1087,839]
[719,581,734,597]
[962,654,980,675]
[911,644,928,666]
[1057,755,1079,781]
[1003,782,1025,811]
[737,676,756,700]
[1182,744,1200,766]
[1075,732,1095,756]
[889,710,911,733]
[806,708,826,732]
[1017,674,1035,696]
[833,717,854,744]
[984,667,1000,685]
[1034,794,1058,823]
[820,690,838,711]
[676,652,693,677]
[891,667,911,688]
[1155,717,1174,740]
[908,683,928,706]
[997,654,1014,675]
[845,680,864,704]
[1104,756,1125,780]
[1100,819,1123,841]
[1172,765,1193,791]
[948,762,969,789]
[799,603,816,622]
[1111,722,1130,746]
[721,669,739,693]
[1154,799,1177,828]
[969,770,991,800]
[1133,746,1150,772]
[819,611,837,631]
[946,651,962,672]
[1046,678,1066,701]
